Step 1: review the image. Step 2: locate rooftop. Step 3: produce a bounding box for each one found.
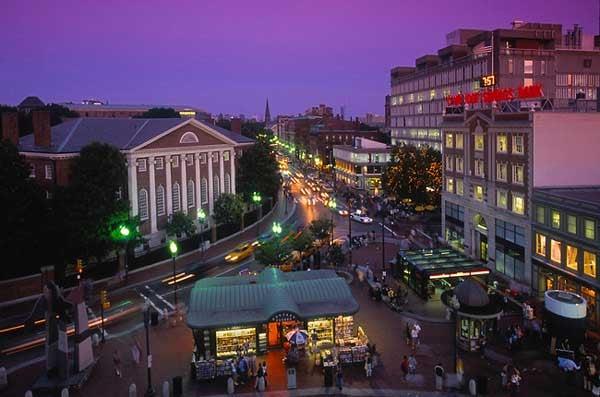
[535,186,600,207]
[62,102,209,115]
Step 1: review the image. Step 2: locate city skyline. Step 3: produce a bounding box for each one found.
[1,0,597,117]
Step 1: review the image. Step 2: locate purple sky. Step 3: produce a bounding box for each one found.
[1,0,597,118]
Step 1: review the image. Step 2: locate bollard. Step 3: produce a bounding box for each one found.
[129,383,137,397]
[25,391,33,397]
[61,388,69,397]
[0,366,7,389]
[162,380,170,397]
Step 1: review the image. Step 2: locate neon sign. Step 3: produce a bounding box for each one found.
[479,74,496,87]
[445,84,544,107]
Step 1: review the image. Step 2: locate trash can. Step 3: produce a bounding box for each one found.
[172,375,183,396]
[287,367,297,389]
[151,310,159,326]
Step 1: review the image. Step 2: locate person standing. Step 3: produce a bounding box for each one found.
[411,323,421,352]
[262,361,268,388]
[113,350,122,378]
[311,329,318,354]
[364,353,373,378]
[255,363,265,391]
[401,355,409,380]
[434,362,445,391]
[405,323,411,346]
[335,366,344,391]
[130,337,141,366]
[408,354,417,375]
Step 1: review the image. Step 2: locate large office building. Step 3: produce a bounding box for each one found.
[389,22,600,149]
[441,110,600,291]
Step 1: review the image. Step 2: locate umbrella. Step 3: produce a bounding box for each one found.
[286,329,309,344]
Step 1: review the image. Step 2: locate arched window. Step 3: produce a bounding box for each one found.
[187,180,195,208]
[172,182,181,212]
[156,185,165,216]
[138,189,149,220]
[213,175,220,198]
[179,131,199,144]
[201,178,208,204]
[224,173,231,194]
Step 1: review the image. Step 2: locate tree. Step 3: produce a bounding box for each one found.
[382,145,442,206]
[327,243,345,268]
[213,193,244,225]
[0,140,49,278]
[241,121,266,139]
[291,230,314,270]
[135,107,180,118]
[236,139,281,202]
[166,212,196,238]
[309,219,333,242]
[216,118,231,130]
[255,237,291,268]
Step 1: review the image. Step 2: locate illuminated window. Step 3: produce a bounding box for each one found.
[551,210,561,229]
[513,135,524,154]
[44,164,53,180]
[535,233,546,256]
[497,190,508,209]
[524,60,533,74]
[512,194,525,215]
[445,133,453,148]
[138,189,149,220]
[223,151,230,161]
[456,156,464,173]
[585,219,596,240]
[566,245,579,271]
[430,90,436,100]
[567,215,577,234]
[512,164,524,185]
[446,178,454,193]
[455,133,464,149]
[584,251,597,278]
[497,134,508,153]
[445,155,454,171]
[550,239,562,263]
[496,162,507,181]
[474,185,484,201]
[524,78,533,86]
[474,135,484,151]
[456,179,464,196]
[475,159,485,177]
[536,206,545,223]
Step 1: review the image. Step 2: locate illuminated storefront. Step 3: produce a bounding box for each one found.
[332,138,390,195]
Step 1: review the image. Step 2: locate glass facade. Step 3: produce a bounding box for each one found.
[495,220,526,282]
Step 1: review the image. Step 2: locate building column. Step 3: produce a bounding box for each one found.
[230,150,236,194]
[181,154,188,213]
[148,156,158,233]
[219,150,225,195]
[208,152,214,215]
[195,153,201,215]
[127,157,138,216]
[166,155,173,216]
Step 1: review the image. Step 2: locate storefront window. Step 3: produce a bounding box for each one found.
[584,251,597,278]
[551,210,561,229]
[585,219,596,240]
[566,245,579,271]
[550,240,562,263]
[216,327,256,358]
[307,318,334,344]
[535,233,547,256]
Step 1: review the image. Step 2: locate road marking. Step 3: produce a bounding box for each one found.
[137,291,164,316]
[145,285,175,311]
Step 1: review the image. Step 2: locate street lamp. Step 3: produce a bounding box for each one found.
[252,192,262,236]
[169,240,179,307]
[380,205,387,283]
[197,208,207,261]
[328,199,336,246]
[119,225,131,283]
[347,197,354,267]
[142,300,155,397]
[272,221,282,235]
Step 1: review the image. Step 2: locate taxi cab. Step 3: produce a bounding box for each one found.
[224,243,255,263]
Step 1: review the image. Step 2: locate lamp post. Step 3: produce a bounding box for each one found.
[380,205,387,283]
[119,225,131,283]
[143,300,155,397]
[328,199,336,246]
[169,240,179,307]
[252,192,262,237]
[197,208,206,262]
[347,197,354,267]
[272,222,282,236]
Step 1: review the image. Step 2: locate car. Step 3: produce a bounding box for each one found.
[224,243,255,263]
[338,209,349,216]
[350,213,373,224]
[305,196,317,206]
[252,233,273,247]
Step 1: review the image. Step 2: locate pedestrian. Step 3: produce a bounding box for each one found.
[405,322,411,345]
[592,372,600,397]
[408,354,418,375]
[411,323,421,351]
[434,362,445,391]
[335,366,344,391]
[584,356,596,391]
[113,350,122,378]
[501,364,510,389]
[130,337,141,366]
[262,361,268,388]
[311,329,318,353]
[255,363,265,391]
[364,353,373,378]
[401,355,409,380]
[509,367,521,396]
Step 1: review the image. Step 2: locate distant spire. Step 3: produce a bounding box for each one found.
[264,98,271,124]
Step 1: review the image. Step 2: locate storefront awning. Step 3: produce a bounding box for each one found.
[400,248,488,278]
[187,268,359,329]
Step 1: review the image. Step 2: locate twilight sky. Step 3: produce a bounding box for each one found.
[1,0,597,118]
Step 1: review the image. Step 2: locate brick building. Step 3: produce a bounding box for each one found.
[61,100,211,120]
[3,111,253,247]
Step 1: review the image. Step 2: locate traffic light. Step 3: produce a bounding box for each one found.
[100,289,110,310]
[75,259,84,280]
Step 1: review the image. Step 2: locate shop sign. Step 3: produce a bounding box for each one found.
[445,84,544,107]
[270,311,298,322]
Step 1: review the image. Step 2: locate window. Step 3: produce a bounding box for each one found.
[180,131,199,143]
[524,59,533,74]
[584,219,596,240]
[172,182,181,212]
[138,189,149,220]
[156,185,165,216]
[567,215,577,234]
[497,190,508,209]
[474,185,484,201]
[455,133,464,149]
[535,233,547,256]
[187,180,195,208]
[224,173,231,194]
[456,157,464,173]
[29,165,36,178]
[566,245,578,271]
[475,159,485,177]
[540,60,546,76]
[497,162,507,181]
[513,135,524,154]
[200,153,207,164]
[155,157,164,170]
[223,151,230,161]
[512,194,525,215]
[200,178,208,204]
[507,58,514,74]
[445,133,453,148]
[551,210,561,229]
[445,155,454,171]
[523,77,533,87]
[550,239,562,263]
[445,201,465,222]
[512,164,524,185]
[446,178,454,193]
[212,152,219,163]
[536,206,545,223]
[186,154,193,166]
[584,251,597,278]
[44,164,53,180]
[213,175,220,197]
[496,219,526,247]
[137,159,147,172]
[474,135,484,151]
[497,134,508,153]
[171,155,179,168]
[456,179,464,196]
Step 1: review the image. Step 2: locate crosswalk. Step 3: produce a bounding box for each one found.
[136,284,175,317]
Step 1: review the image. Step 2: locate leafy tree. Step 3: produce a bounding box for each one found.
[255,237,291,267]
[327,243,345,268]
[0,140,48,278]
[382,145,442,206]
[213,193,244,225]
[166,212,196,238]
[241,121,266,139]
[291,230,314,270]
[135,107,180,118]
[236,139,281,202]
[309,219,333,241]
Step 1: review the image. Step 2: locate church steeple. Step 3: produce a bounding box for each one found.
[264,98,271,124]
